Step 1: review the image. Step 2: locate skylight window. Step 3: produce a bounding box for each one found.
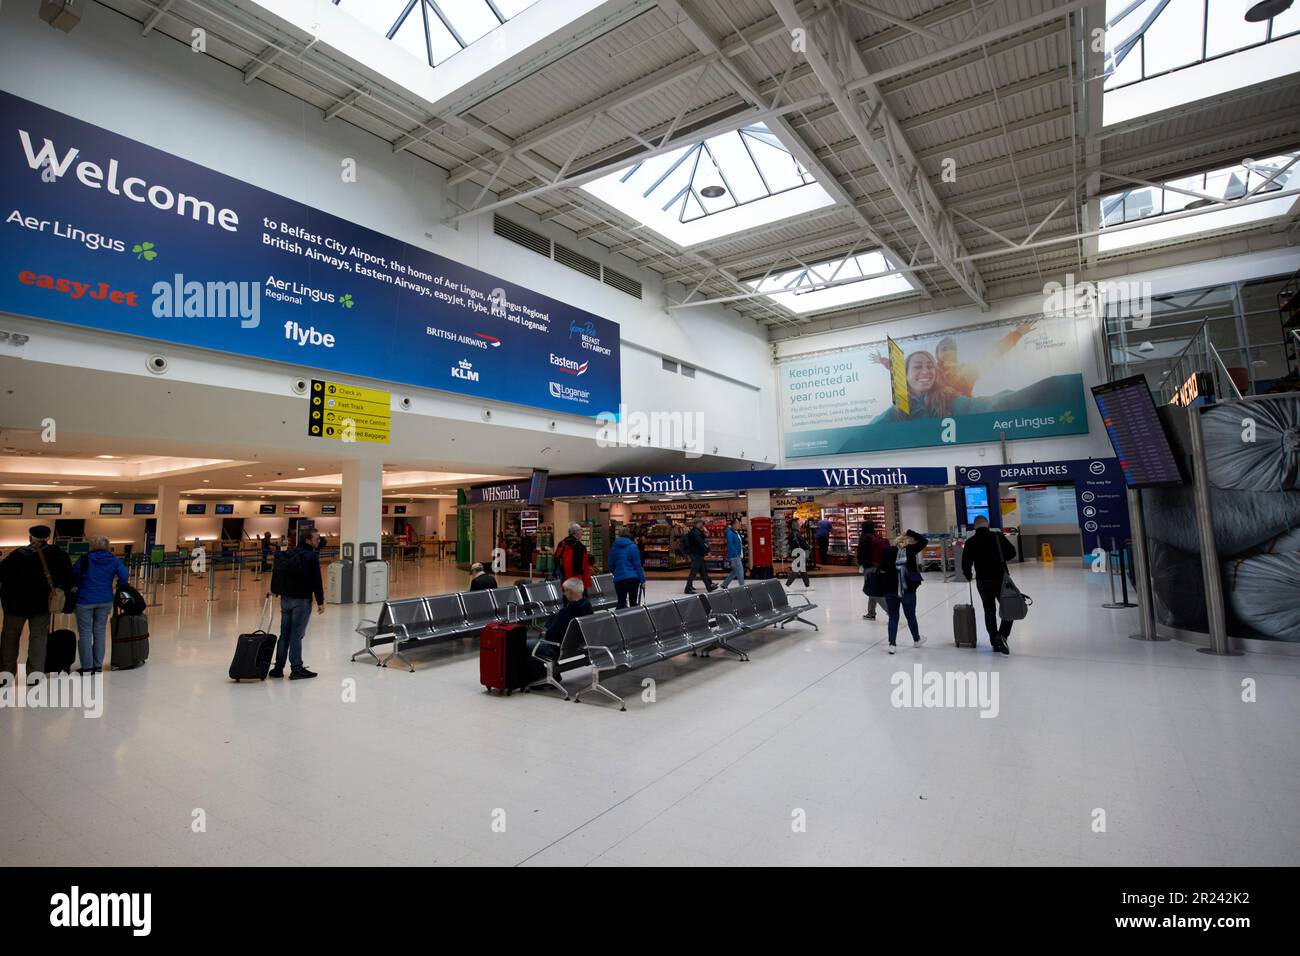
[1098,152,1299,252]
[581,124,835,247]
[331,0,540,69]
[1103,0,1300,125]
[745,251,915,315]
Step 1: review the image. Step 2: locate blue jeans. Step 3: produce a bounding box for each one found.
[277,596,312,670]
[75,602,113,670]
[884,591,920,645]
[721,556,745,588]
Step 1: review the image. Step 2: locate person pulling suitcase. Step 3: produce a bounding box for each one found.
[960,516,1016,654]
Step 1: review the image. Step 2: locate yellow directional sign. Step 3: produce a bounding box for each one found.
[307,379,390,444]
[888,336,909,416]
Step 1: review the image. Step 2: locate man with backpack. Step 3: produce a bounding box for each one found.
[0,525,74,685]
[961,516,1017,655]
[269,528,324,680]
[857,521,886,621]
[553,523,593,592]
[682,517,717,594]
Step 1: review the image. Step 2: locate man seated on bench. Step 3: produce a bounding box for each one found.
[528,576,591,668]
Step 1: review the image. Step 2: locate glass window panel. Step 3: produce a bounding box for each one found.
[427,15,463,63]
[441,0,500,45]
[1206,0,1268,58]
[390,7,430,63]
[1272,4,1300,35]
[1140,0,1204,75]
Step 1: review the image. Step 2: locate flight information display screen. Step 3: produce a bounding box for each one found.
[1090,376,1184,487]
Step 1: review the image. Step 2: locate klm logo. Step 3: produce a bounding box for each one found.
[451,359,479,382]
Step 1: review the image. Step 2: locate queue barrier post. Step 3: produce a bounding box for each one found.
[207,561,218,602]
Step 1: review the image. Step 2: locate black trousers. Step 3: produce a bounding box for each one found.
[685,555,713,591]
[975,577,1011,641]
[785,569,810,587]
[817,537,829,565]
[615,578,641,608]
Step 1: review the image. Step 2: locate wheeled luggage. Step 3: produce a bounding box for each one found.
[479,621,531,695]
[45,623,78,673]
[111,611,150,670]
[229,596,278,682]
[954,581,977,648]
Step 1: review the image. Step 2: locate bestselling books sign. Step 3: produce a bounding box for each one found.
[0,91,620,417]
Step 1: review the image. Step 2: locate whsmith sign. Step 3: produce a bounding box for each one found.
[465,467,949,504]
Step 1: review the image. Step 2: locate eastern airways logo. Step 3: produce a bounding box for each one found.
[549,353,588,376]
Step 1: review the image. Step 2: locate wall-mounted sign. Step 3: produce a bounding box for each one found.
[0,91,620,418]
[778,316,1087,457]
[381,505,389,515]
[283,504,301,515]
[1170,370,1214,408]
[393,505,407,514]
[36,502,62,515]
[185,503,206,515]
[133,503,156,515]
[307,379,390,444]
[215,503,234,515]
[259,504,276,515]
[320,504,337,515]
[99,502,123,515]
[0,502,22,516]
[631,500,725,514]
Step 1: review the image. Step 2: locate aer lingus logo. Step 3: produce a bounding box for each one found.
[132,241,157,262]
[338,292,354,308]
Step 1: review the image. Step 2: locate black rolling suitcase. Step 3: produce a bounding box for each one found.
[229,596,278,682]
[954,581,977,648]
[45,617,78,673]
[111,611,151,670]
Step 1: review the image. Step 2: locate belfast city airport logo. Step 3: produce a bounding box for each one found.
[568,320,612,356]
[549,353,588,376]
[549,381,591,404]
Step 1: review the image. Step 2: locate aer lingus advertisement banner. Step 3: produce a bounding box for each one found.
[779,315,1088,457]
[0,91,620,416]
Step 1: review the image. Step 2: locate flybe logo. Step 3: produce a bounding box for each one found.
[549,353,588,375]
[821,468,912,486]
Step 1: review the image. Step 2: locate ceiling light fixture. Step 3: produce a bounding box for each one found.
[700,185,726,199]
[1246,0,1292,22]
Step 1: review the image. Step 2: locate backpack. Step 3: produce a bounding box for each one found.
[115,583,147,616]
[270,549,306,596]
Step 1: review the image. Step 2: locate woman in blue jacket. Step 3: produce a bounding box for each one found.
[72,536,131,673]
[607,528,646,608]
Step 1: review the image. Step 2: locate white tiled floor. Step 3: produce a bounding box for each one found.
[2,559,1298,867]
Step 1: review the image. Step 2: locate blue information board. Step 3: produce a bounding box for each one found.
[0,91,621,417]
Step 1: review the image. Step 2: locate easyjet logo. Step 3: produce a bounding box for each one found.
[19,270,140,306]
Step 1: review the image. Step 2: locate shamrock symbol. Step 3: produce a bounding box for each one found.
[1060,410,1075,424]
[132,242,157,262]
[339,293,354,308]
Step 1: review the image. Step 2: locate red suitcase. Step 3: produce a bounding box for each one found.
[479,621,531,695]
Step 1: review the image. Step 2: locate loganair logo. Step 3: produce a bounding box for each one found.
[549,381,590,404]
[549,353,588,375]
[474,333,501,348]
[451,359,479,382]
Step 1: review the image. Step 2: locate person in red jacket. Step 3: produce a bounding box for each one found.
[553,522,594,592]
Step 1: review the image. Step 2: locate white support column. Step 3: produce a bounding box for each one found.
[156,485,179,552]
[340,459,383,602]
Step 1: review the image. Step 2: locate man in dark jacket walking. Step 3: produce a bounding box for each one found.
[0,525,74,684]
[961,516,1017,654]
[270,528,324,680]
[857,521,886,621]
[682,517,716,594]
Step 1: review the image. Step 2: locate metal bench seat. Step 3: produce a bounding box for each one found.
[613,607,663,668]
[519,580,564,616]
[589,573,618,611]
[648,602,693,657]
[700,588,752,637]
[761,579,819,631]
[675,595,747,659]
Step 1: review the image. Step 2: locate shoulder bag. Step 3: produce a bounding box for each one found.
[36,546,68,615]
[996,537,1032,621]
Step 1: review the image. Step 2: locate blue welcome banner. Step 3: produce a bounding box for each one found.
[0,91,620,416]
